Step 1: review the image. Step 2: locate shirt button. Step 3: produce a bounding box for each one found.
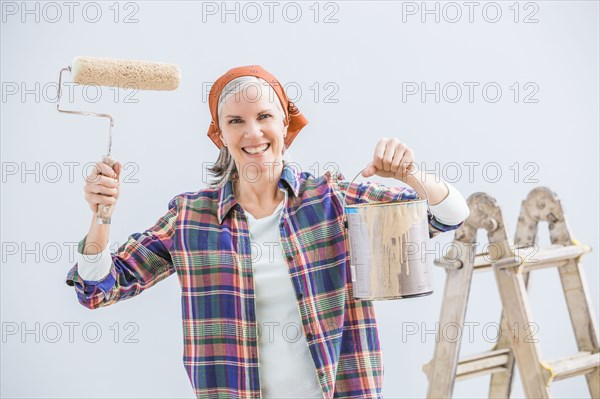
[286,255,294,261]
[297,292,303,300]
[318,371,324,378]
[306,332,313,340]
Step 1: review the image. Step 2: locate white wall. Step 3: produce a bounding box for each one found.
[1,1,598,398]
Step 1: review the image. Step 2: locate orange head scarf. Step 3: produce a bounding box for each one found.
[206,65,309,149]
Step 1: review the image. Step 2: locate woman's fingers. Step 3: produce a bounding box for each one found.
[402,148,415,174]
[86,183,118,196]
[86,174,119,188]
[86,192,117,205]
[365,138,417,181]
[113,161,122,179]
[372,139,387,171]
[390,143,404,173]
[87,161,117,183]
[84,160,121,212]
[97,161,117,177]
[361,162,377,177]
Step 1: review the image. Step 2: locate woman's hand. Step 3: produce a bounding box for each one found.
[361,138,415,182]
[361,137,453,206]
[84,160,122,214]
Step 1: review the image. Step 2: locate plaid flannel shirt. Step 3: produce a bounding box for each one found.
[65,162,463,398]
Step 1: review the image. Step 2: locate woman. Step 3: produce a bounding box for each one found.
[65,65,470,399]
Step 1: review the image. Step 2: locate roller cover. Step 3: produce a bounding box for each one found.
[71,56,180,90]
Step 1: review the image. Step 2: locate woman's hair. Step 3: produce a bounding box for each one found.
[206,76,288,189]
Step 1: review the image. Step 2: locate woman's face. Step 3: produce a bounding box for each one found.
[219,83,287,180]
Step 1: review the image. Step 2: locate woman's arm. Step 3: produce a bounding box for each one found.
[405,171,470,225]
[404,170,448,206]
[65,195,181,310]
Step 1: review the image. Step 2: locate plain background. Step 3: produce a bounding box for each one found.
[1,1,599,398]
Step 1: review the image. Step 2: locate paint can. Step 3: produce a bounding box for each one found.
[342,168,433,300]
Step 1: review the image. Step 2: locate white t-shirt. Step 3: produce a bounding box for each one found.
[244,193,325,398]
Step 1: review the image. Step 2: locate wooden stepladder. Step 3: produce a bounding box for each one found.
[422,187,599,398]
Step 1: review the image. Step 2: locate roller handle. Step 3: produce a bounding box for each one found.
[95,154,116,225]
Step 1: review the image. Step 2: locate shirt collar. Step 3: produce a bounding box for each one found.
[217,162,301,224]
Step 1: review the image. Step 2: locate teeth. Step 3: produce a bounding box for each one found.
[243,143,269,154]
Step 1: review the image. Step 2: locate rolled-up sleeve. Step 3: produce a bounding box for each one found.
[65,194,181,309]
[331,171,467,239]
[76,237,113,282]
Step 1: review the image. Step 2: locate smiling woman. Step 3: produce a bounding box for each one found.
[206,75,288,189]
[65,65,468,399]
[208,76,287,192]
[205,68,312,221]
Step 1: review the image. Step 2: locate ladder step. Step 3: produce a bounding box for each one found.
[542,351,600,384]
[467,243,591,273]
[455,349,511,381]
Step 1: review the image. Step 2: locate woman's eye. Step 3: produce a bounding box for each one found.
[228,114,270,124]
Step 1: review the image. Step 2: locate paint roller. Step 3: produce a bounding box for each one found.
[56,56,181,224]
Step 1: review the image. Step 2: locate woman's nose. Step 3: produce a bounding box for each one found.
[244,120,263,138]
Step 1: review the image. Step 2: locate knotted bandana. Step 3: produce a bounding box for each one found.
[206,65,309,149]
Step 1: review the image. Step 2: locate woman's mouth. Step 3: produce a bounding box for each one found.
[242,143,270,155]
